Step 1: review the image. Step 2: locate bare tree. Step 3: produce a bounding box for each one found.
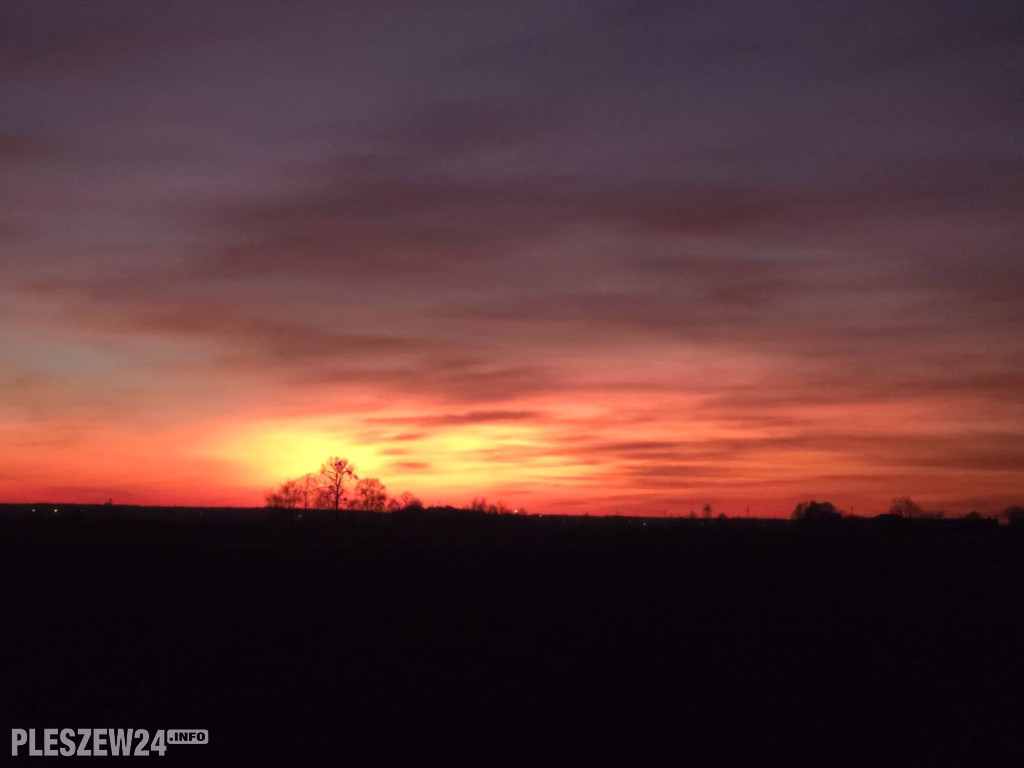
[387,491,423,513]
[318,456,357,521]
[354,477,387,512]
[265,479,302,510]
[398,491,422,510]
[702,503,713,520]
[298,473,317,510]
[889,496,924,519]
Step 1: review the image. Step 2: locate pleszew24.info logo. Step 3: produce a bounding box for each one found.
[12,729,208,757]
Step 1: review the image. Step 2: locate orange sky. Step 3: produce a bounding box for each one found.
[3,314,1021,515]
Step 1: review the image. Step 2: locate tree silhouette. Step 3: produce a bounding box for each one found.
[262,458,517,519]
[1005,506,1024,528]
[792,500,841,521]
[318,456,357,521]
[298,473,317,510]
[889,496,924,519]
[387,491,423,512]
[354,477,387,512]
[265,479,302,510]
[398,491,423,510]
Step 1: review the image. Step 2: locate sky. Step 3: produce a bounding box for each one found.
[2,0,1022,515]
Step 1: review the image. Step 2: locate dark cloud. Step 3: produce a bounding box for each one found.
[26,275,437,364]
[701,367,1024,413]
[520,428,1024,494]
[388,461,431,472]
[194,144,1024,286]
[369,410,547,428]
[300,361,559,403]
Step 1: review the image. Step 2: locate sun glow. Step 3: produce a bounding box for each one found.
[202,408,606,506]
[206,419,386,487]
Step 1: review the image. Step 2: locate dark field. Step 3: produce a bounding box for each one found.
[2,509,1022,766]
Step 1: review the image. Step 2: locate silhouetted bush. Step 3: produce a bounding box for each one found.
[392,501,426,518]
[792,500,842,522]
[889,496,924,518]
[1005,506,1024,528]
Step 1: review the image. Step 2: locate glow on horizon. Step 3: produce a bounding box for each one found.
[3,372,1020,517]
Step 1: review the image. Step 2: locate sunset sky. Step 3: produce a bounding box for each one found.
[2,1,1022,515]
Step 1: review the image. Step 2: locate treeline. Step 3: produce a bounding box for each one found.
[792,496,1024,525]
[265,456,419,515]
[264,455,525,517]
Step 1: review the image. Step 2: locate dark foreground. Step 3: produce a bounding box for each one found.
[2,511,1022,766]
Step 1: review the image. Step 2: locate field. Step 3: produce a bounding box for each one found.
[2,508,1022,766]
